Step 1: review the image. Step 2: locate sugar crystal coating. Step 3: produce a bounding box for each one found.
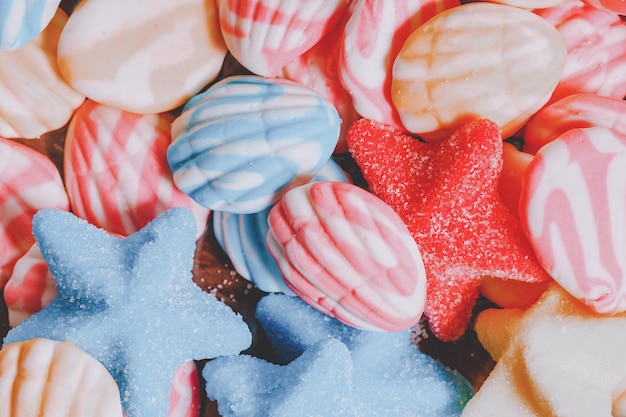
[4,208,252,417]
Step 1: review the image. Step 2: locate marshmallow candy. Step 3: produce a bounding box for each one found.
[57,0,226,114]
[392,2,567,141]
[267,181,427,332]
[520,126,626,314]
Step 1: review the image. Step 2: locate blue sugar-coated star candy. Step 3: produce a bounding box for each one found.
[256,294,474,416]
[203,338,360,417]
[4,208,252,417]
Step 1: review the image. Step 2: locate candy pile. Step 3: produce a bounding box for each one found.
[1,0,626,416]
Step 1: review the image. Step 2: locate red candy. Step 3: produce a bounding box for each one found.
[64,100,209,238]
[347,118,550,341]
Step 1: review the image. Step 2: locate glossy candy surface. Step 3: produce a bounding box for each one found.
[0,0,61,50]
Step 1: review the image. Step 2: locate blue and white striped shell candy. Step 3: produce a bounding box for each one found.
[0,0,61,50]
[213,159,350,294]
[167,75,341,214]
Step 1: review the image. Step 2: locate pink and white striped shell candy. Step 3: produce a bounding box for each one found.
[0,9,84,139]
[267,181,427,332]
[535,1,626,104]
[218,0,351,77]
[4,243,57,327]
[168,361,201,417]
[0,0,61,50]
[339,0,460,130]
[57,0,227,114]
[583,0,626,15]
[168,76,340,214]
[0,137,69,289]
[520,126,626,314]
[524,93,626,155]
[64,100,210,238]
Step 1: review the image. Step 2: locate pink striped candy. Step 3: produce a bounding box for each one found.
[520,126,626,314]
[338,0,460,130]
[267,181,427,332]
[524,93,626,155]
[4,243,57,327]
[169,361,200,417]
[0,9,84,139]
[0,137,69,288]
[64,100,209,238]
[536,1,626,104]
[218,0,350,77]
[583,0,626,14]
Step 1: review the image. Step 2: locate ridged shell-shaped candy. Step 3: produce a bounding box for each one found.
[339,0,460,130]
[520,126,626,314]
[267,181,427,332]
[0,0,61,50]
[168,76,341,214]
[64,100,210,238]
[218,0,350,77]
[0,338,124,417]
[0,9,84,139]
[57,0,226,114]
[523,93,626,155]
[392,2,567,141]
[169,361,200,417]
[0,137,69,288]
[214,159,350,294]
[535,1,626,104]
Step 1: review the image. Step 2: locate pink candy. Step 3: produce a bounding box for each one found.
[267,181,427,332]
[64,100,209,238]
[520,126,626,314]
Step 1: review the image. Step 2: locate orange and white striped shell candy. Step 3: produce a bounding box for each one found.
[267,181,427,332]
[392,2,567,142]
[0,9,84,139]
[0,338,123,417]
[0,138,69,289]
[64,100,209,238]
[4,243,57,327]
[218,0,351,77]
[339,0,460,130]
[57,0,226,114]
[536,1,626,104]
[520,126,626,314]
[523,93,626,155]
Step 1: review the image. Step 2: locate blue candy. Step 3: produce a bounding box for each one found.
[0,0,61,50]
[4,208,252,417]
[167,75,341,214]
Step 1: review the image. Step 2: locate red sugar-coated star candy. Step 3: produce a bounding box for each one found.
[346,118,550,341]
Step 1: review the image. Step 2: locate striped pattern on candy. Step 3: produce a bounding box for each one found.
[168,76,340,214]
[520,126,626,314]
[524,94,626,155]
[0,0,61,50]
[64,100,209,238]
[0,9,84,139]
[168,361,200,417]
[0,137,68,288]
[267,181,427,332]
[0,338,124,417]
[338,0,459,130]
[536,1,626,104]
[218,0,350,77]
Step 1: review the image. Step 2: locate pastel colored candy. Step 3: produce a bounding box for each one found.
[4,243,57,327]
[520,126,626,314]
[583,0,626,14]
[462,284,626,417]
[57,0,226,114]
[168,361,201,417]
[523,93,626,155]
[536,1,626,103]
[266,181,427,332]
[391,2,567,141]
[218,0,350,77]
[0,0,61,50]
[0,338,124,417]
[482,0,569,8]
[499,141,533,220]
[339,0,460,130]
[3,208,252,417]
[0,137,69,288]
[0,9,84,139]
[64,100,209,238]
[213,159,350,294]
[168,76,340,214]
